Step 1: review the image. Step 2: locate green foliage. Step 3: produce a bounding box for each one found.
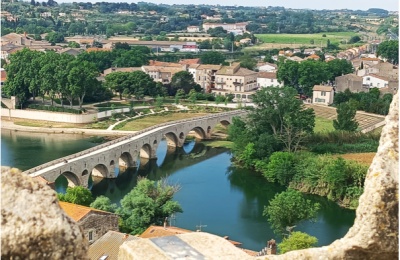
[57,186,94,207]
[238,54,257,70]
[117,178,183,235]
[28,104,82,114]
[333,102,358,132]
[240,143,256,169]
[264,152,295,185]
[349,36,361,43]
[278,231,318,254]
[155,96,164,107]
[171,71,201,94]
[215,95,225,105]
[68,41,80,48]
[325,157,347,200]
[45,32,64,44]
[90,195,117,213]
[200,51,225,65]
[376,40,398,65]
[263,189,320,235]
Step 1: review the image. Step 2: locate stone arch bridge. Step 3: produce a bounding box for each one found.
[25,110,245,188]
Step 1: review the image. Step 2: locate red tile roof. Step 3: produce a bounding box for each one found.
[1,70,6,82]
[58,201,114,222]
[367,73,390,81]
[308,54,320,59]
[86,48,112,52]
[179,58,201,65]
[257,71,277,79]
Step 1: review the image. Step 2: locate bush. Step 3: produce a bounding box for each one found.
[264,152,296,185]
[278,231,318,254]
[28,104,82,114]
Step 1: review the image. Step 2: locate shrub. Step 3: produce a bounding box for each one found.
[28,104,82,114]
[264,152,296,185]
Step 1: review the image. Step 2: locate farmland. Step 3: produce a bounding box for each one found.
[252,32,361,49]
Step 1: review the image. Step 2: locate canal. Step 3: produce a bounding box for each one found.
[1,130,356,251]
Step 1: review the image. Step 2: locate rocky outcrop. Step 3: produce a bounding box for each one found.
[259,93,399,259]
[1,167,89,260]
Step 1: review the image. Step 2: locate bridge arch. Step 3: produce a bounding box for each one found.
[92,164,109,178]
[61,171,81,188]
[110,160,115,167]
[119,152,135,167]
[220,120,231,128]
[165,132,179,147]
[140,143,152,159]
[82,169,89,176]
[188,126,206,139]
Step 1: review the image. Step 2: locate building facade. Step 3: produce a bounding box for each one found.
[257,72,283,88]
[313,85,334,105]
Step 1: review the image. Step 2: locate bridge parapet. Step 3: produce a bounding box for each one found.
[23,110,245,178]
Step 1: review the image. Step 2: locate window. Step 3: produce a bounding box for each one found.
[240,79,242,83]
[235,79,237,82]
[370,83,373,86]
[315,98,325,103]
[236,94,241,98]
[235,86,237,91]
[217,77,219,82]
[271,79,274,82]
[321,91,326,96]
[377,83,380,87]
[239,86,242,91]
[367,77,370,81]
[198,76,200,81]
[89,231,93,241]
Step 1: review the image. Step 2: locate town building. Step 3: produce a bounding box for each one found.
[256,62,277,72]
[257,72,283,88]
[335,74,364,93]
[293,48,301,53]
[187,26,200,32]
[86,47,112,52]
[363,74,389,88]
[312,85,334,105]
[1,68,7,86]
[40,12,52,18]
[103,67,143,76]
[287,56,304,63]
[88,231,141,260]
[303,49,315,55]
[1,32,51,47]
[58,201,119,244]
[1,43,20,60]
[212,63,258,101]
[307,54,320,60]
[202,22,247,32]
[58,48,81,56]
[239,38,252,44]
[179,58,201,65]
[227,30,244,35]
[194,64,222,91]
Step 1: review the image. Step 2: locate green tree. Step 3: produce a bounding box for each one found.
[148,82,167,98]
[264,152,295,185]
[0,59,6,68]
[215,95,225,105]
[45,32,65,44]
[276,60,301,91]
[171,71,201,94]
[57,186,94,207]
[117,178,183,235]
[200,51,225,65]
[90,195,117,213]
[376,40,398,65]
[263,189,320,235]
[68,41,80,48]
[333,102,358,132]
[298,59,329,95]
[127,71,155,100]
[238,54,257,70]
[105,72,131,100]
[325,157,347,200]
[326,59,354,85]
[349,36,361,44]
[278,232,318,254]
[155,95,164,107]
[112,49,148,67]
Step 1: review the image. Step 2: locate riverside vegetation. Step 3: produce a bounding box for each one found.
[228,86,377,210]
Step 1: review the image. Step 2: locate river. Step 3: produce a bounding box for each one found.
[1,130,356,251]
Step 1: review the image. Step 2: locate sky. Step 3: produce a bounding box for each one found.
[57,0,399,12]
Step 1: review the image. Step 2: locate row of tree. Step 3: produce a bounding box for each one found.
[2,48,110,107]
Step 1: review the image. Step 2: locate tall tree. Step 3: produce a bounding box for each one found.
[90,195,117,213]
[333,102,358,132]
[117,177,183,235]
[298,59,329,95]
[376,40,399,65]
[238,54,257,70]
[57,186,94,207]
[171,71,201,94]
[263,189,320,235]
[276,60,301,91]
[105,72,131,100]
[127,71,155,100]
[200,51,225,65]
[326,59,354,85]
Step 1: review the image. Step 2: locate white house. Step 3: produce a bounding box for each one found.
[363,74,389,88]
[304,49,315,55]
[187,26,200,33]
[312,85,334,105]
[256,62,277,72]
[293,48,301,53]
[257,72,283,88]
[40,12,52,18]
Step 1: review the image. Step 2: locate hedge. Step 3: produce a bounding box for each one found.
[28,104,83,114]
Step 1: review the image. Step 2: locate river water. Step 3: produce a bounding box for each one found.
[1,130,356,251]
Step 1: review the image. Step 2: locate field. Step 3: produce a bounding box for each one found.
[314,117,335,133]
[116,112,208,131]
[252,32,360,49]
[333,153,376,165]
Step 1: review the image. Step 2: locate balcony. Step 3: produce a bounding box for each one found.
[233,81,243,85]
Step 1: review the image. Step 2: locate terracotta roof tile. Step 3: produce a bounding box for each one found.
[58,201,115,222]
[86,48,112,52]
[179,58,201,65]
[257,72,277,79]
[313,85,333,92]
[89,231,140,260]
[241,248,258,256]
[367,73,390,81]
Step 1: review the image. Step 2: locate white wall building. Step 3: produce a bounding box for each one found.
[202,22,247,31]
[256,62,277,72]
[257,72,283,88]
[312,85,334,105]
[187,26,200,32]
[363,74,389,88]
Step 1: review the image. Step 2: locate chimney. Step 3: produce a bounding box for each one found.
[24,31,26,37]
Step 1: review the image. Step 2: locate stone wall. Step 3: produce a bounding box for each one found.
[1,167,89,260]
[258,92,399,260]
[79,212,119,243]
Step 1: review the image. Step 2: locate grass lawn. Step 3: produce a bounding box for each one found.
[14,121,82,128]
[202,140,234,149]
[116,112,208,131]
[254,32,360,46]
[314,117,335,133]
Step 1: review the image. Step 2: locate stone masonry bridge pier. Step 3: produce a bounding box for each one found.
[24,110,245,188]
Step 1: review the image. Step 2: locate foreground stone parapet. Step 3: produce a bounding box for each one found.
[259,93,399,259]
[1,167,89,260]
